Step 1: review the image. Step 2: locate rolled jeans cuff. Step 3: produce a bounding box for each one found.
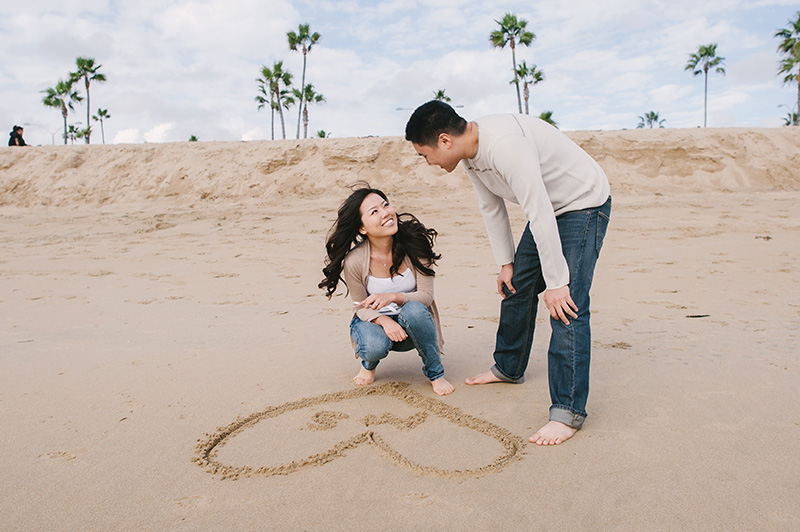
[549,405,586,430]
[491,364,525,384]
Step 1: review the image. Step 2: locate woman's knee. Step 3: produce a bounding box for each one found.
[354,339,390,361]
[399,301,429,320]
[351,325,391,361]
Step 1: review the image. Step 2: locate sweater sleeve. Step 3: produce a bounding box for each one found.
[342,250,383,323]
[491,136,570,289]
[466,168,516,266]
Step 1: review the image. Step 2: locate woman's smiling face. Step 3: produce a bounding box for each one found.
[359,193,398,238]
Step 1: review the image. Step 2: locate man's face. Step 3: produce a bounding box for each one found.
[412,136,460,173]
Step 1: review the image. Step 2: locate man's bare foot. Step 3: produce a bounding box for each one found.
[464,369,503,385]
[353,367,375,386]
[430,377,455,396]
[529,420,577,445]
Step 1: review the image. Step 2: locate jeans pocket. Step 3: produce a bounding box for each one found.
[596,211,610,254]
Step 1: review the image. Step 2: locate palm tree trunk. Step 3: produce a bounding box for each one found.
[85,77,91,144]
[277,100,287,139]
[62,108,68,145]
[510,40,522,114]
[296,48,307,139]
[796,79,800,125]
[303,105,309,138]
[273,86,287,139]
[703,68,708,127]
[100,119,105,144]
[523,83,529,115]
[270,95,276,140]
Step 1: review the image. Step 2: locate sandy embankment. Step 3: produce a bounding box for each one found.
[1,128,798,530]
[2,128,799,206]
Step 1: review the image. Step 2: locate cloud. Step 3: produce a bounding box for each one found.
[143,123,174,143]
[113,128,140,144]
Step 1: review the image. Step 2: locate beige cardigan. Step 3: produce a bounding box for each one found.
[342,240,444,353]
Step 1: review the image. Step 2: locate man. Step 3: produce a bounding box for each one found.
[405,101,611,445]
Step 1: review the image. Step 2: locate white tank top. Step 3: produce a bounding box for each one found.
[366,267,416,316]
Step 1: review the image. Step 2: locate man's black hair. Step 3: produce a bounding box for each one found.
[405,100,467,147]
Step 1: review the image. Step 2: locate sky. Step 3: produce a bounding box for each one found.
[1,0,798,146]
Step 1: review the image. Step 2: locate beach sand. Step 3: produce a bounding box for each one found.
[1,128,799,530]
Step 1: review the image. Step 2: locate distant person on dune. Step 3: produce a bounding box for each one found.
[8,125,27,146]
[320,186,455,396]
[405,101,611,444]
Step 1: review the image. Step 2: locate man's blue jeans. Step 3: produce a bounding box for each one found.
[491,196,611,429]
[350,301,444,381]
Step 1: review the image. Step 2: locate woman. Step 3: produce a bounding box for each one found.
[320,187,454,395]
[8,125,26,146]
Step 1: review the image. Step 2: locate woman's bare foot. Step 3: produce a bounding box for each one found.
[464,369,503,385]
[431,377,455,396]
[529,420,577,445]
[353,367,375,386]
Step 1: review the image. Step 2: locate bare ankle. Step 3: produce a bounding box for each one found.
[431,377,454,396]
[465,369,504,385]
[529,420,578,446]
[353,367,376,386]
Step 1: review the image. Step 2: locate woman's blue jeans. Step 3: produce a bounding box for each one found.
[350,300,444,381]
[491,196,611,429]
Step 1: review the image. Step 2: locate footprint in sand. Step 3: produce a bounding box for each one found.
[194,381,525,479]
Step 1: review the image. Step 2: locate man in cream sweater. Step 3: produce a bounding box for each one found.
[405,101,611,445]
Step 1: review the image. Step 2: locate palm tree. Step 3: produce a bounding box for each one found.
[316,130,331,138]
[188,135,198,142]
[538,111,556,128]
[92,108,110,144]
[256,62,293,139]
[287,24,321,139]
[255,76,276,140]
[637,111,666,128]
[71,57,106,144]
[685,44,725,127]
[514,61,544,115]
[291,84,325,139]
[432,89,451,102]
[775,11,800,126]
[41,79,82,144]
[67,124,81,144]
[490,13,535,114]
[75,126,91,143]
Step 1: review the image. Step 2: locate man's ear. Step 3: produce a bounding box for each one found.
[438,132,453,149]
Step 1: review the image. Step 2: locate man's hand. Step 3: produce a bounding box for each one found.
[373,315,408,342]
[543,286,578,324]
[496,263,515,298]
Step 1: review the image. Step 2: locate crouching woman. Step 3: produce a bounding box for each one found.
[319,187,454,395]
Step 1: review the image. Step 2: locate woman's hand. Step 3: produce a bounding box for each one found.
[373,315,408,342]
[360,293,400,311]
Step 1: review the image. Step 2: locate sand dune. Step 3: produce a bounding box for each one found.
[2,127,798,207]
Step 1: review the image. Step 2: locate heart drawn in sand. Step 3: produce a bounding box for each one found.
[194,381,525,479]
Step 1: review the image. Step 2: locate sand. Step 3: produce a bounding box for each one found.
[1,128,799,530]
